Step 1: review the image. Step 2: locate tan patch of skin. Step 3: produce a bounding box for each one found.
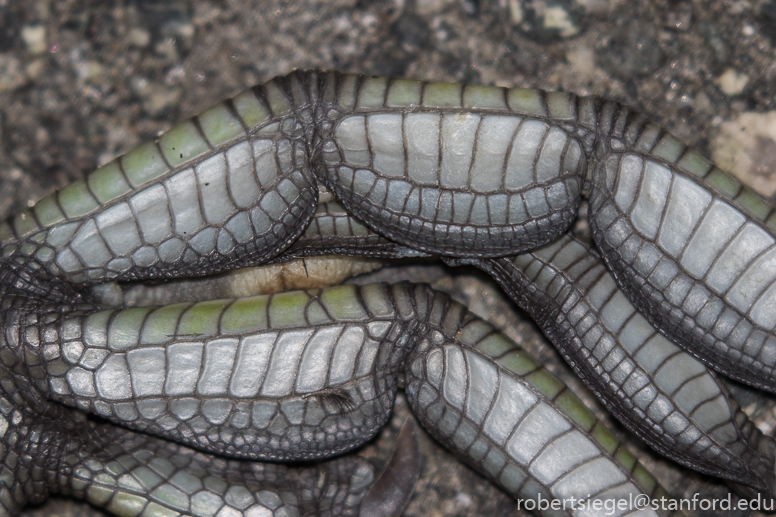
[225,256,386,295]
[92,256,387,306]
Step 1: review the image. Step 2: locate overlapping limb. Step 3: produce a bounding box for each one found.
[449,234,776,496]
[589,105,776,392]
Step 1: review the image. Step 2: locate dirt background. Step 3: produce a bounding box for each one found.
[2,0,776,515]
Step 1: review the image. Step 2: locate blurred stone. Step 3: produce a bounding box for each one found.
[509,0,584,40]
[20,24,46,54]
[128,27,151,48]
[663,0,693,31]
[715,67,749,96]
[458,0,479,16]
[415,0,456,16]
[697,20,730,65]
[24,58,45,80]
[596,19,665,77]
[0,53,26,91]
[566,45,596,81]
[392,14,431,53]
[758,0,776,46]
[712,111,776,197]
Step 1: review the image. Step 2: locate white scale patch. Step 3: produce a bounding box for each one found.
[367,113,404,178]
[406,113,441,184]
[329,326,366,385]
[631,160,671,240]
[469,116,521,193]
[127,347,166,397]
[657,175,712,258]
[507,403,571,465]
[261,329,314,397]
[130,184,172,244]
[226,141,261,209]
[336,116,371,167]
[681,200,744,280]
[529,431,600,484]
[505,120,547,190]
[197,338,239,396]
[166,169,206,237]
[707,223,773,295]
[440,113,480,189]
[95,354,132,400]
[551,457,627,500]
[482,374,537,446]
[534,127,567,184]
[196,153,236,225]
[464,350,499,425]
[95,202,142,256]
[229,333,277,398]
[164,342,204,396]
[443,345,466,410]
[295,326,342,393]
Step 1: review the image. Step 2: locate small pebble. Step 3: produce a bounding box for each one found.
[24,58,45,81]
[566,46,596,81]
[715,68,749,96]
[662,0,693,31]
[596,20,665,77]
[509,0,583,41]
[128,27,152,48]
[544,5,580,37]
[0,54,27,92]
[75,61,104,82]
[455,492,473,507]
[509,0,525,24]
[575,0,615,14]
[21,24,47,55]
[712,111,776,196]
[416,0,456,16]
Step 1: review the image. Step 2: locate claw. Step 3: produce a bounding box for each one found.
[359,418,421,517]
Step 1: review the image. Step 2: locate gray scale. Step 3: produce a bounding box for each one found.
[39,123,317,286]
[282,200,429,259]
[2,276,673,515]
[465,234,774,490]
[58,424,377,517]
[590,148,776,391]
[320,109,586,258]
[36,297,404,461]
[404,335,662,517]
[7,69,776,516]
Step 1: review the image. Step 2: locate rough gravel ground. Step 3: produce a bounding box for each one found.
[1,1,776,515]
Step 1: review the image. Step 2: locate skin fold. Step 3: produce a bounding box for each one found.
[2,70,775,515]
